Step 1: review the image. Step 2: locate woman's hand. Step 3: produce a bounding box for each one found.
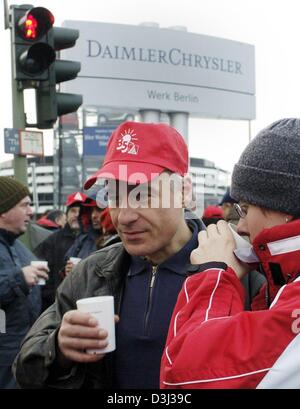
[191,220,251,279]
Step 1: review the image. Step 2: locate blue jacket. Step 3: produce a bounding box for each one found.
[0,229,41,388]
[64,227,100,260]
[114,218,201,388]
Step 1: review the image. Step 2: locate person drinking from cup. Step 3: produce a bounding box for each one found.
[160,118,300,389]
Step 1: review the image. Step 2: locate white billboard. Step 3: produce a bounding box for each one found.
[61,21,255,119]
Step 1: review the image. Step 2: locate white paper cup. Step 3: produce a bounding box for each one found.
[69,257,81,265]
[30,260,48,285]
[228,223,260,264]
[228,223,251,250]
[76,296,115,354]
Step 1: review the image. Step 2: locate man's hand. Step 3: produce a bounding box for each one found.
[191,220,251,279]
[57,310,119,365]
[22,265,49,287]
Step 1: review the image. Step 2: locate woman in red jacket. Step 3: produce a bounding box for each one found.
[160,118,300,389]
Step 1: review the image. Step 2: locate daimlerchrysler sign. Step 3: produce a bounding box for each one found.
[61,21,255,119]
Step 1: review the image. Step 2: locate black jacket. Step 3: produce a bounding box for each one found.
[64,227,100,260]
[34,223,78,311]
[14,243,130,389]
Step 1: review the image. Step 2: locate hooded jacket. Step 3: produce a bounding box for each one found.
[160,219,300,389]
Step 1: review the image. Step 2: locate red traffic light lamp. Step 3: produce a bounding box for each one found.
[23,14,38,39]
[18,7,54,40]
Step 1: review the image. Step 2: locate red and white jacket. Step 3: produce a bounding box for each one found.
[160,220,300,389]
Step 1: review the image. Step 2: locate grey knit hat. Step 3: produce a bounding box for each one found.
[231,118,300,216]
[0,177,30,214]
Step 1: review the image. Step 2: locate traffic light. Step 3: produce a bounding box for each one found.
[10,4,83,129]
[36,27,83,129]
[10,5,55,84]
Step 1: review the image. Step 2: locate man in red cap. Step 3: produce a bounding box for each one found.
[63,200,104,276]
[14,121,205,389]
[33,192,87,311]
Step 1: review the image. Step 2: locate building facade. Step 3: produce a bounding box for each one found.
[189,157,229,216]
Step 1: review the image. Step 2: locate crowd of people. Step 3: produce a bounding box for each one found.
[0,184,117,387]
[0,118,300,389]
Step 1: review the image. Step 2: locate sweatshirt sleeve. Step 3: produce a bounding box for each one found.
[160,266,299,389]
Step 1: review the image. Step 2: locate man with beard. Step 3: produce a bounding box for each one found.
[34,192,87,311]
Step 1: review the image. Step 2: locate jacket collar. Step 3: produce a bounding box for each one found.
[253,219,300,302]
[93,216,203,280]
[128,218,201,277]
[94,243,130,279]
[0,228,18,245]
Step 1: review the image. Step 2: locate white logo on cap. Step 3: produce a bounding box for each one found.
[116,129,139,155]
[74,192,84,201]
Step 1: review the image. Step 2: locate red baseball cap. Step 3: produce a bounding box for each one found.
[65,192,88,207]
[84,121,188,189]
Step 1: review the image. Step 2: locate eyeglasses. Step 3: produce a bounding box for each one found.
[234,203,248,219]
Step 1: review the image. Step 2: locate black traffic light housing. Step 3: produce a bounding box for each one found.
[10,5,55,84]
[36,26,83,129]
[10,4,83,129]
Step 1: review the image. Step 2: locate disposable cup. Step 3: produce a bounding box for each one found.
[76,295,115,354]
[228,223,251,249]
[228,223,259,263]
[69,257,82,265]
[30,260,48,285]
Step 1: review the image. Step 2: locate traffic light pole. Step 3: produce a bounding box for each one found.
[11,76,28,186]
[9,8,31,248]
[9,5,28,186]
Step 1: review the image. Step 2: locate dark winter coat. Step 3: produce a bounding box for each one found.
[64,227,101,260]
[0,229,41,388]
[34,223,78,311]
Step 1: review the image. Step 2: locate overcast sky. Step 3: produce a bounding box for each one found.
[1,0,300,174]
